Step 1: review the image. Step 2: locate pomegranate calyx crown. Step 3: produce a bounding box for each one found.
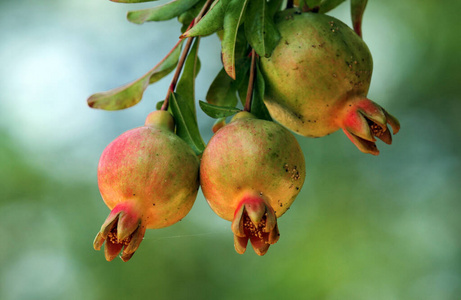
[93,202,146,262]
[340,98,401,155]
[231,195,280,256]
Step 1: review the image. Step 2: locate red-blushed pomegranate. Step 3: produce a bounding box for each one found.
[260,9,400,155]
[93,110,199,262]
[200,112,306,255]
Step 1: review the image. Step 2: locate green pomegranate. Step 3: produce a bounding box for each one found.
[93,111,200,262]
[200,112,306,255]
[260,9,400,155]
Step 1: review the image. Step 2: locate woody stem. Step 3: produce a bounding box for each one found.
[244,49,257,112]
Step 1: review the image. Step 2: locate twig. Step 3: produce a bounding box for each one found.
[244,49,257,112]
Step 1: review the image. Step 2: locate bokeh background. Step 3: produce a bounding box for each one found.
[1,0,460,299]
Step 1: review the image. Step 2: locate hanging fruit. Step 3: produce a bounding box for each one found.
[87,0,400,260]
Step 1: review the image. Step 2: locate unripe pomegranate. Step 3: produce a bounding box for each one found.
[260,10,400,155]
[93,111,200,262]
[200,112,306,255]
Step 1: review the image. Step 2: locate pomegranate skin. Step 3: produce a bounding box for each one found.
[200,112,306,255]
[94,110,199,261]
[260,10,399,154]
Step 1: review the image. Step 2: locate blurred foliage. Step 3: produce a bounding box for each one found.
[1,0,460,299]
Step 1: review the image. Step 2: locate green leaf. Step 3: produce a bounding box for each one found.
[87,41,183,110]
[234,26,249,61]
[156,100,164,110]
[251,62,272,121]
[224,30,249,107]
[222,0,249,79]
[170,93,205,155]
[351,0,368,37]
[199,101,240,119]
[318,0,346,13]
[110,0,158,3]
[206,68,238,107]
[127,0,201,24]
[182,0,231,38]
[237,77,248,107]
[149,43,185,84]
[176,38,201,115]
[170,38,204,155]
[233,56,251,90]
[244,0,281,58]
[234,57,251,106]
[178,0,206,26]
[267,0,284,17]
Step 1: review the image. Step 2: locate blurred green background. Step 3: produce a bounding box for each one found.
[1,0,460,299]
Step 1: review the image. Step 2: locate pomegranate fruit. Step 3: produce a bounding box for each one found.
[200,112,306,255]
[260,9,400,155]
[93,110,200,262]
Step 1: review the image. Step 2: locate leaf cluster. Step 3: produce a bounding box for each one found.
[87,0,368,154]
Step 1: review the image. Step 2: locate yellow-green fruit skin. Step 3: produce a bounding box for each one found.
[260,10,373,137]
[200,114,306,221]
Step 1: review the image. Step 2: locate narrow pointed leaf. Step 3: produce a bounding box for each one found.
[150,42,185,84]
[169,93,205,155]
[233,26,249,63]
[233,56,252,106]
[87,41,183,110]
[199,101,240,118]
[252,62,272,121]
[351,0,368,37]
[170,38,204,154]
[178,0,206,26]
[182,0,230,38]
[127,0,201,24]
[156,100,165,110]
[206,68,238,107]
[222,0,249,79]
[318,0,346,13]
[244,0,281,58]
[267,0,284,17]
[233,56,251,93]
[176,38,201,115]
[236,58,251,106]
[237,69,249,107]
